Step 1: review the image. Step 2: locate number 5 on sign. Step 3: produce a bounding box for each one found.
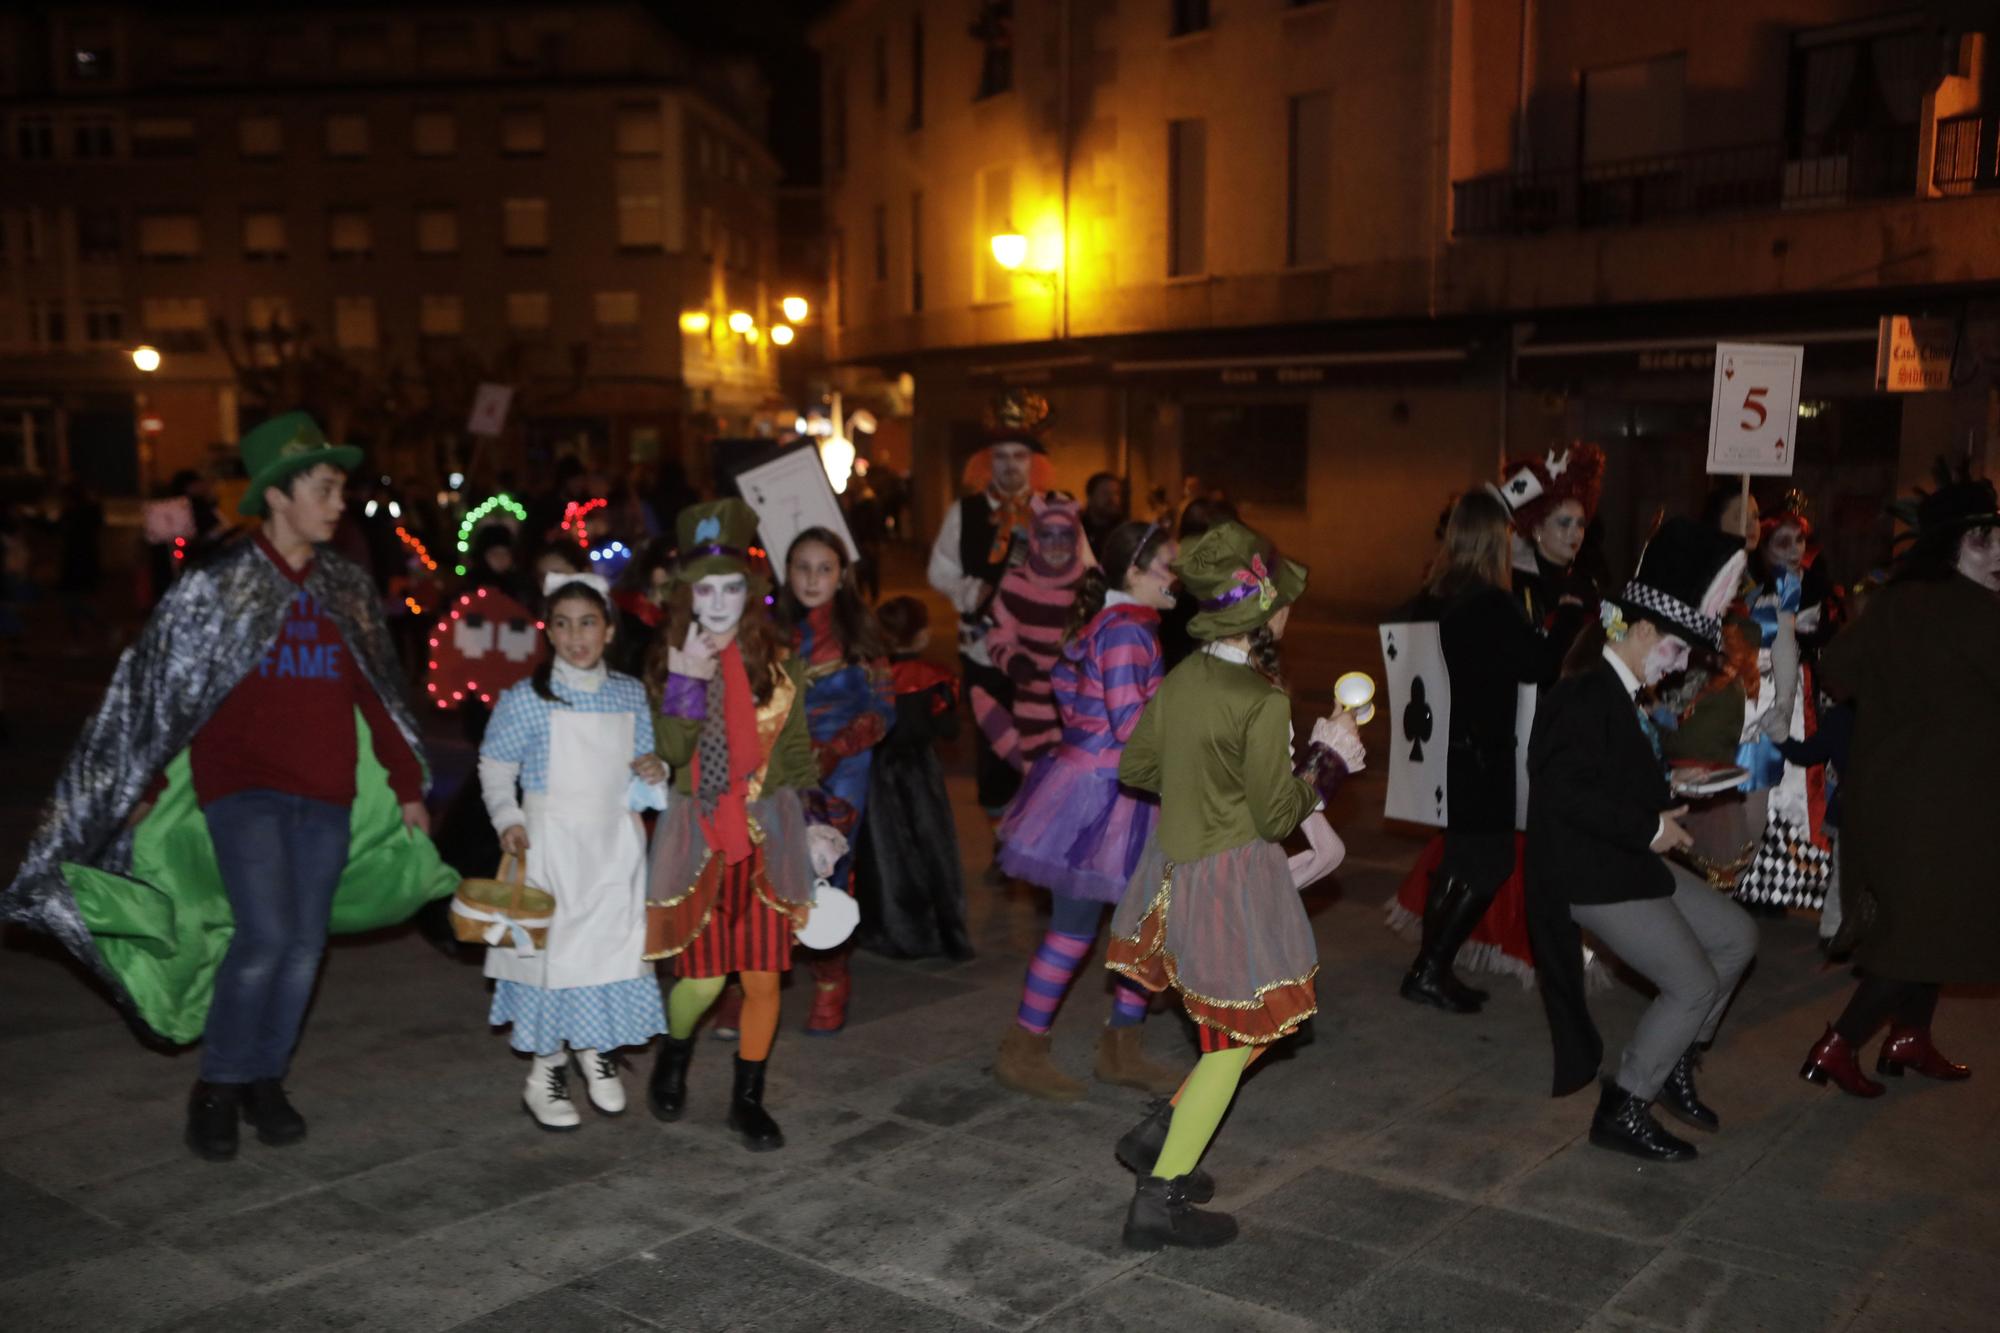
[1706,342,1804,477]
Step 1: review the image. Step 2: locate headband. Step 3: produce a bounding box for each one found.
[542,571,612,602]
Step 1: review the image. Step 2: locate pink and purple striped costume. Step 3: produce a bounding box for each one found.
[972,505,1085,773]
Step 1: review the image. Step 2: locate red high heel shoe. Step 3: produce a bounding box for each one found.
[1877,1027,1970,1081]
[1800,1026,1885,1099]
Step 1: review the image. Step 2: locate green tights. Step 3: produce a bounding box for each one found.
[1152,1046,1252,1180]
[667,975,727,1039]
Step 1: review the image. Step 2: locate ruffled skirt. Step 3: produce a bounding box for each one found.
[489,977,665,1055]
[997,753,1158,904]
[1106,836,1318,1049]
[644,791,814,970]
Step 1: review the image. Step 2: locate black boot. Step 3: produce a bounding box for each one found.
[186,1081,241,1162]
[648,1036,694,1122]
[1399,878,1489,1013]
[1657,1045,1719,1132]
[241,1079,307,1146]
[1589,1080,1697,1163]
[1112,1098,1216,1203]
[727,1056,784,1151]
[1122,1174,1238,1251]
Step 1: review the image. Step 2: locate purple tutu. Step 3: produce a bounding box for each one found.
[998,749,1159,903]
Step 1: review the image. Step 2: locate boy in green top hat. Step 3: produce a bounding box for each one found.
[1,410,456,1164]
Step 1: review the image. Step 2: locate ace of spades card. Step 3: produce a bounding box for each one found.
[1379,622,1450,827]
[735,445,859,586]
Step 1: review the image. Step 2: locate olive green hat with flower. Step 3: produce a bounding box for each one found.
[672,497,768,590]
[1176,520,1308,641]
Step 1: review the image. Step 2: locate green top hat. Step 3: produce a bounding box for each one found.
[1177,521,1308,641]
[673,498,763,584]
[237,411,363,517]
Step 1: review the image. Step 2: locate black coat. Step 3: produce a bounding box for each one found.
[1523,657,1676,1095]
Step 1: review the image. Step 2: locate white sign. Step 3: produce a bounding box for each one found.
[1875,316,1956,393]
[735,445,858,585]
[467,383,514,437]
[1513,684,1537,831]
[1706,343,1803,476]
[1379,623,1451,827]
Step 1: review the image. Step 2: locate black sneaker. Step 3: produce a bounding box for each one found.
[186,1082,242,1162]
[242,1079,307,1146]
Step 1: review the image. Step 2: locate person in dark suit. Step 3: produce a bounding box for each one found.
[1525,518,1759,1163]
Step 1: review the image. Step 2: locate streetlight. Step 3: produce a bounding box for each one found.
[131,344,162,373]
[771,324,796,346]
[678,310,711,334]
[989,232,1029,271]
[727,310,755,334]
[781,295,809,323]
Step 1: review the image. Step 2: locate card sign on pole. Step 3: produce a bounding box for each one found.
[1705,343,1803,477]
[734,444,858,585]
[467,383,514,437]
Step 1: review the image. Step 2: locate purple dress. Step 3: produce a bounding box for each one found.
[997,601,1163,902]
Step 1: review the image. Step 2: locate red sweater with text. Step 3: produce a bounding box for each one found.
[189,537,424,809]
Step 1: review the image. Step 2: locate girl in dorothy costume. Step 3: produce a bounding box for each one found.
[1105,521,1365,1250]
[480,572,669,1130]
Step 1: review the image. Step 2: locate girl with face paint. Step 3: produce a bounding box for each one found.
[970,498,1090,779]
[774,529,895,1035]
[640,500,847,1152]
[1495,444,1606,650]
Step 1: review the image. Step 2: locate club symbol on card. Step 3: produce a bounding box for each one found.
[1384,631,1398,663]
[1404,677,1434,761]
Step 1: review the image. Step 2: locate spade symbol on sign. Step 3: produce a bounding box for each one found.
[1385,631,1399,663]
[749,485,767,505]
[1509,476,1531,496]
[1404,677,1434,762]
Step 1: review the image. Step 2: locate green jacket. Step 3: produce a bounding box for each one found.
[1119,650,1318,863]
[656,654,817,796]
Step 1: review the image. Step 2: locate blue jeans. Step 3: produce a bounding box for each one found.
[199,790,352,1082]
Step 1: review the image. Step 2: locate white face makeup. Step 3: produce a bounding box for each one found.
[1642,635,1691,686]
[1533,500,1587,567]
[1959,526,2000,592]
[692,573,749,635]
[1765,523,1805,574]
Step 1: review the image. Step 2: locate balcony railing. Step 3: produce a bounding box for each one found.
[1453,128,1920,237]
[1934,111,1999,195]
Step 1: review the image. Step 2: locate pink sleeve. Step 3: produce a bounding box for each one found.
[1099,622,1163,744]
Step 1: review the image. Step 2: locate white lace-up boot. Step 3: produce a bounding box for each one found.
[523,1050,581,1130]
[573,1048,627,1115]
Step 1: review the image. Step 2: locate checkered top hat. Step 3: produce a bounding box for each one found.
[1611,517,1748,651]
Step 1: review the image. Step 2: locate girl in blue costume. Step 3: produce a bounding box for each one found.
[778,527,894,1033]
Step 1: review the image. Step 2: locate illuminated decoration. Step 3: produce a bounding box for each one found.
[396,526,438,572]
[990,232,1028,271]
[744,326,762,345]
[819,435,857,496]
[770,324,795,346]
[425,588,544,712]
[562,497,609,549]
[848,409,878,435]
[727,310,755,334]
[588,539,634,580]
[781,296,809,323]
[172,535,187,564]
[454,493,528,576]
[447,472,465,490]
[131,345,162,373]
[679,310,712,334]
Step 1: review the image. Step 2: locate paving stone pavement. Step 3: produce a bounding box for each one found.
[2,642,1997,1332]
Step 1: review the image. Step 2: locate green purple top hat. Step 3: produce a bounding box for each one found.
[1177,521,1308,641]
[236,411,363,517]
[673,498,763,585]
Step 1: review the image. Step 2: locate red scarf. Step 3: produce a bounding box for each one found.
[690,641,766,864]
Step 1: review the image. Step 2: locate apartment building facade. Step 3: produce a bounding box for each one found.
[0,4,788,496]
[814,0,2000,614]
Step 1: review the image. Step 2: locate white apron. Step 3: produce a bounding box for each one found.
[485,709,650,989]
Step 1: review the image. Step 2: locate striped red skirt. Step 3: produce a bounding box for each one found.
[652,850,796,978]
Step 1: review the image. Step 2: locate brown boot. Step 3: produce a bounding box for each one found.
[1094,1025,1183,1096]
[995,1025,1086,1102]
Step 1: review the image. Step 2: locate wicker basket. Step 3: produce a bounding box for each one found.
[450,854,556,953]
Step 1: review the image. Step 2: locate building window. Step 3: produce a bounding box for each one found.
[142,297,207,332]
[261,27,309,76]
[1182,402,1309,507]
[167,29,225,74]
[1167,118,1207,277]
[333,296,378,350]
[977,165,1013,299]
[69,24,117,82]
[909,16,925,130]
[239,114,282,158]
[137,213,203,260]
[972,1,1013,100]
[83,302,125,345]
[325,113,369,159]
[501,106,546,156]
[503,197,549,252]
[506,291,550,332]
[412,111,456,158]
[328,209,373,259]
[1171,0,1211,36]
[615,102,661,155]
[420,294,464,337]
[29,300,67,348]
[909,190,925,312]
[73,115,118,159]
[874,32,889,107]
[873,203,888,282]
[416,207,459,255]
[246,296,292,364]
[617,195,664,249]
[594,291,640,327]
[828,66,847,174]
[22,209,47,262]
[131,117,197,159]
[1287,92,1333,267]
[15,114,57,159]
[78,208,120,261]
[333,23,390,74]
[242,210,288,260]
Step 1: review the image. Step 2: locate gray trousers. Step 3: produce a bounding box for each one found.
[1569,865,1759,1100]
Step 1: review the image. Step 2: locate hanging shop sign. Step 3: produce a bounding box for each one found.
[1873,316,1956,393]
